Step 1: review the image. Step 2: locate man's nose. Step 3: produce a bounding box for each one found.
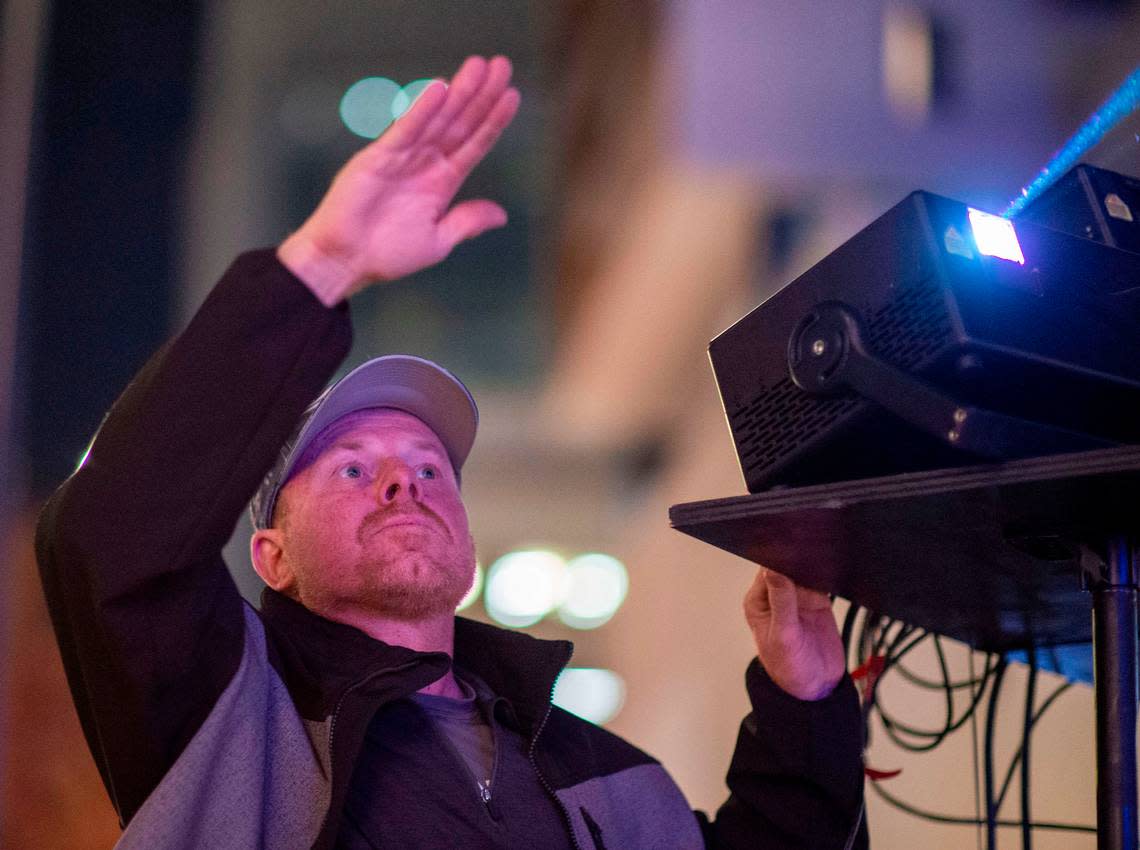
[377,463,420,505]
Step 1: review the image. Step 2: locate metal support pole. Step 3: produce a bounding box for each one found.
[1093,535,1138,850]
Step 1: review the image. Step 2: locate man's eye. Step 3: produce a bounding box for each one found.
[417,465,437,480]
[341,464,364,479]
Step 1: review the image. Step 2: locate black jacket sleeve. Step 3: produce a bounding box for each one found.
[699,661,868,849]
[35,250,352,825]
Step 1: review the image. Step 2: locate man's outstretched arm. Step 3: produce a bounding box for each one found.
[36,54,519,825]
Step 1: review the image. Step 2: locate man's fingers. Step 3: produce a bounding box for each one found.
[416,56,491,147]
[450,87,520,178]
[439,55,514,155]
[744,567,771,615]
[764,569,802,635]
[438,199,508,250]
[374,79,448,151]
[796,585,833,611]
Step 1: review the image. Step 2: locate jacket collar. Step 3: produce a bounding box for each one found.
[259,589,573,730]
[454,617,573,730]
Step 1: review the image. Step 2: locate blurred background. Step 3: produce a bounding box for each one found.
[3,0,1140,846]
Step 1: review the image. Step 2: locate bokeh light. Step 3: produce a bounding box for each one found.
[455,562,484,613]
[391,78,435,121]
[552,668,626,724]
[484,549,568,628]
[557,553,629,629]
[339,76,401,139]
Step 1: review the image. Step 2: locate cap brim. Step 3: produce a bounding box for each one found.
[294,355,478,474]
[255,355,477,528]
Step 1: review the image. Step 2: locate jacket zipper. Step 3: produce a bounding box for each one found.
[425,708,501,818]
[313,659,435,847]
[527,698,583,850]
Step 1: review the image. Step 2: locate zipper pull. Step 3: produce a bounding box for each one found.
[480,780,503,821]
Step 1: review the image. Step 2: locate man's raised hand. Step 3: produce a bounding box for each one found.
[744,567,847,701]
[278,55,521,306]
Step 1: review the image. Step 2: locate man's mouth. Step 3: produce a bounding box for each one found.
[378,517,433,531]
[359,510,450,542]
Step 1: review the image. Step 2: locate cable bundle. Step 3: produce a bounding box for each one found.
[842,606,1093,848]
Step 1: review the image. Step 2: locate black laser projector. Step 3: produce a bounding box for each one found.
[710,188,1140,494]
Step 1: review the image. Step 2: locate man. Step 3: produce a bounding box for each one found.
[37,55,868,848]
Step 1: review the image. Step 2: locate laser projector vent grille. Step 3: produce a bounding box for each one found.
[734,379,859,480]
[732,275,952,487]
[864,275,952,370]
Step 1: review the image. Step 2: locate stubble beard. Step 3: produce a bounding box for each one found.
[350,527,475,621]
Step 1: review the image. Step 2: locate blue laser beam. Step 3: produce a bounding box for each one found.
[1004,66,1140,218]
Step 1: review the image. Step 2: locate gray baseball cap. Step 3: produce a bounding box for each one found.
[250,354,478,529]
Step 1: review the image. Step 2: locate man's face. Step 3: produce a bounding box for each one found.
[265,408,476,622]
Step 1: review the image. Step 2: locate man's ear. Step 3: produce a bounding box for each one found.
[250,528,296,594]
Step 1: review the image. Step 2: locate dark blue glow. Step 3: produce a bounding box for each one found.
[1005,66,1140,218]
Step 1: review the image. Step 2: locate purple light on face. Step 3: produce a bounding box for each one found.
[968,207,1025,265]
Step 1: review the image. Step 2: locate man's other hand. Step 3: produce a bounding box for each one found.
[744,567,846,701]
[278,55,520,306]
